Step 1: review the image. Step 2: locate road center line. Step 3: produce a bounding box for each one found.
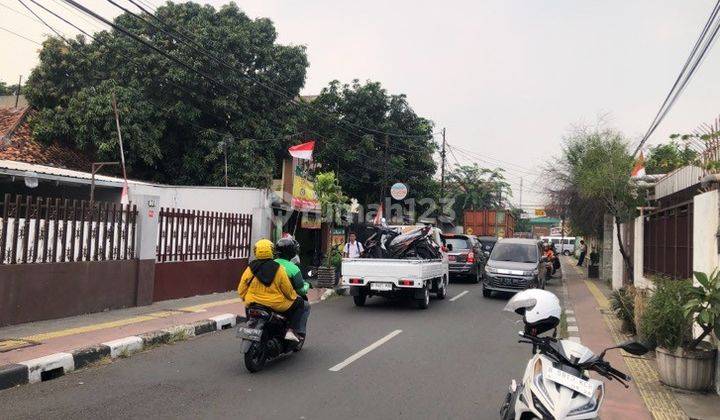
[449,290,469,302]
[328,330,402,372]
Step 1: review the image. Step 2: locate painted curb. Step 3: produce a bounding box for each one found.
[0,314,237,391]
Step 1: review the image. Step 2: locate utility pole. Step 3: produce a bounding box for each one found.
[14,75,22,108]
[519,177,523,209]
[111,93,129,204]
[440,128,447,199]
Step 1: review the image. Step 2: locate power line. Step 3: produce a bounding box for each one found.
[634,0,720,156]
[114,0,438,142]
[17,0,68,42]
[0,25,41,45]
[0,1,43,23]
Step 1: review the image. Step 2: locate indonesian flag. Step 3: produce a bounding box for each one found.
[120,181,129,205]
[289,141,315,160]
[373,203,383,225]
[631,152,646,178]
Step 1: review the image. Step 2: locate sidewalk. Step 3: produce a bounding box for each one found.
[562,257,671,420]
[0,288,331,389]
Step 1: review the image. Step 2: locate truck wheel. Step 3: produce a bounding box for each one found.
[353,293,367,307]
[416,286,430,309]
[436,278,447,300]
[482,286,492,298]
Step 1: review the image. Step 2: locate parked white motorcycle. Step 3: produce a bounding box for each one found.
[500,289,648,419]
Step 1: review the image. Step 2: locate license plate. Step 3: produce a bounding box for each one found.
[545,366,594,397]
[370,282,393,291]
[236,327,262,341]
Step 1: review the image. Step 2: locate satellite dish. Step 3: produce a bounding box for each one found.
[24,172,39,188]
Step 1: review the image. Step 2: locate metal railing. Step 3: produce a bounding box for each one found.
[0,194,138,264]
[156,208,252,262]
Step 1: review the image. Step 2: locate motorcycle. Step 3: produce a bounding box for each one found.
[500,331,648,419]
[362,225,440,259]
[237,304,304,373]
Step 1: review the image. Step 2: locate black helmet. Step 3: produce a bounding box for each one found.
[275,237,299,260]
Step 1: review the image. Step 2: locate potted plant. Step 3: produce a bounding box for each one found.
[314,172,349,289]
[642,272,719,391]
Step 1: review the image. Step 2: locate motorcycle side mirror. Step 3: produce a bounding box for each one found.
[484,251,490,257]
[447,244,453,252]
[619,341,649,356]
[599,340,649,359]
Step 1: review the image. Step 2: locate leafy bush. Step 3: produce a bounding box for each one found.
[684,270,720,350]
[639,278,692,351]
[610,286,636,334]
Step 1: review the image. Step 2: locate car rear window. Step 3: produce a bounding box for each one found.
[490,243,538,263]
[446,238,471,251]
[479,241,495,252]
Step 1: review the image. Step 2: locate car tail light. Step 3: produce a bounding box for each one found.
[399,279,414,286]
[348,278,363,284]
[466,252,475,263]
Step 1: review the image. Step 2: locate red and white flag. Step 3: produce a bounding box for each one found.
[373,203,384,225]
[120,181,129,205]
[288,140,315,160]
[631,152,646,178]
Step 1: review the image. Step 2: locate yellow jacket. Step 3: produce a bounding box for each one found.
[238,261,298,313]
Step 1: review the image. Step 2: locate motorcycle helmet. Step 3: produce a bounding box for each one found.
[275,237,300,260]
[504,289,561,335]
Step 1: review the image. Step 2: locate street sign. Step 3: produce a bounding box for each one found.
[390,183,408,200]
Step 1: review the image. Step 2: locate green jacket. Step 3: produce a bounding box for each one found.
[275,258,310,296]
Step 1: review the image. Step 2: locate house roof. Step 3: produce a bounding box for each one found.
[0,106,92,171]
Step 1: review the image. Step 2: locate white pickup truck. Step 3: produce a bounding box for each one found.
[340,257,449,309]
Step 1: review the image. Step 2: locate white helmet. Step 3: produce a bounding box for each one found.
[504,289,561,335]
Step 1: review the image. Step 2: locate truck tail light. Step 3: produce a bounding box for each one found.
[466,252,475,263]
[349,278,363,284]
[399,279,414,286]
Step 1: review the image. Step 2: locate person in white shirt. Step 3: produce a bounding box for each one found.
[343,232,364,258]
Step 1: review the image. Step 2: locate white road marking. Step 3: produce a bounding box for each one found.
[565,310,574,315]
[567,326,579,332]
[329,330,402,372]
[566,317,577,323]
[449,290,469,302]
[569,336,582,343]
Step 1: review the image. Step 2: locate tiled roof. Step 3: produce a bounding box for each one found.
[0,107,92,171]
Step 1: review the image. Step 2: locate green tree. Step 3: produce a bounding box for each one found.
[548,125,642,278]
[24,2,307,186]
[298,80,437,204]
[447,164,511,207]
[645,141,697,174]
[314,171,349,227]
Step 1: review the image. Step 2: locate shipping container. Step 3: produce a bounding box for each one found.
[463,210,515,238]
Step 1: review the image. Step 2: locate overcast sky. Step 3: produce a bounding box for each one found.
[2,0,720,208]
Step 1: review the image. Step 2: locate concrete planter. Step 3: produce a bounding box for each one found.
[316,266,337,289]
[656,346,717,392]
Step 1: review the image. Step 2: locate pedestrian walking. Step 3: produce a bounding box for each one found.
[343,232,364,258]
[577,240,587,266]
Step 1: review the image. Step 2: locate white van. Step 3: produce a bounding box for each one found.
[540,236,576,256]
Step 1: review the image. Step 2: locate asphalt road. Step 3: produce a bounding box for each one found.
[0,279,564,420]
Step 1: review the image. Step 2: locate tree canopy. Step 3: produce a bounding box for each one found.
[547,124,642,277]
[445,164,511,224]
[645,140,697,175]
[25,2,307,187]
[299,80,438,204]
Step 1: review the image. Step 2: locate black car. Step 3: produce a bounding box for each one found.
[482,238,547,297]
[443,234,485,283]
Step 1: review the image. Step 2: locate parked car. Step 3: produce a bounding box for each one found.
[443,234,485,283]
[482,238,547,298]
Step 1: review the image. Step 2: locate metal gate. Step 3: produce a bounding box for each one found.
[643,201,693,279]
